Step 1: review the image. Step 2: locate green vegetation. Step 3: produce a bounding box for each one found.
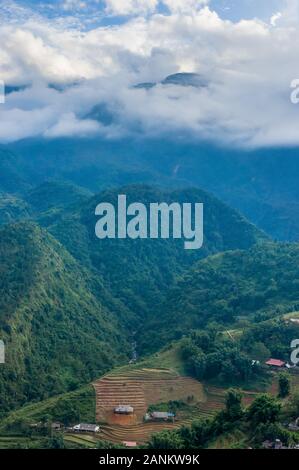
[241,319,299,361]
[0,385,95,432]
[46,185,266,321]
[0,180,299,450]
[147,389,299,449]
[278,374,291,398]
[179,329,261,386]
[0,193,31,225]
[0,222,130,413]
[141,242,299,352]
[25,181,92,214]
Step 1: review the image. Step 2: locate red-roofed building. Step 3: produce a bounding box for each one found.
[265,359,286,368]
[123,441,138,448]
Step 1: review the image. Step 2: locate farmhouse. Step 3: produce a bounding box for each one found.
[288,418,299,432]
[114,405,134,415]
[262,438,299,450]
[72,423,100,433]
[146,411,175,422]
[262,439,285,449]
[123,441,138,448]
[51,422,63,431]
[265,359,286,368]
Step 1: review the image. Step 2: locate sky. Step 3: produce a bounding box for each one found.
[10,0,284,24]
[0,0,299,147]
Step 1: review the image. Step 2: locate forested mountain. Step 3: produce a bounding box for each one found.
[0,222,131,414]
[0,194,31,225]
[5,137,299,241]
[44,185,266,318]
[140,242,299,353]
[0,147,29,194]
[0,147,299,438]
[25,181,92,214]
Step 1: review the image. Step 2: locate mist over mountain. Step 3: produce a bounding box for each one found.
[135,73,208,90]
[1,0,299,452]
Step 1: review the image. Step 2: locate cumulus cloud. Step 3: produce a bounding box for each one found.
[162,0,210,14]
[0,1,299,147]
[104,0,210,16]
[44,112,100,137]
[105,0,158,16]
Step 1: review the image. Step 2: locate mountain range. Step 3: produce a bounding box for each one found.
[0,134,299,448]
[2,135,299,241]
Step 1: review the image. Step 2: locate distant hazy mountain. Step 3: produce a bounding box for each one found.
[0,147,29,194]
[25,181,92,214]
[6,136,299,241]
[135,72,208,90]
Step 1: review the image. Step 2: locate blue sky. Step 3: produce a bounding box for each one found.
[12,0,284,27]
[210,0,283,21]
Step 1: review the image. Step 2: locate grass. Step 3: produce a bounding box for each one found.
[208,430,249,449]
[0,385,96,432]
[283,311,299,320]
[64,434,97,448]
[107,343,187,378]
[0,436,52,449]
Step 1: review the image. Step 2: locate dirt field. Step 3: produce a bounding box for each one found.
[93,368,206,425]
[92,366,285,445]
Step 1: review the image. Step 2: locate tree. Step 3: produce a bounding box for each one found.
[47,435,65,449]
[289,392,299,416]
[225,389,243,421]
[190,419,212,448]
[192,352,207,380]
[147,430,185,449]
[250,342,271,361]
[278,374,290,398]
[247,395,281,427]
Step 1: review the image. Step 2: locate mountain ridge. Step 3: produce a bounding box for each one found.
[0,222,131,413]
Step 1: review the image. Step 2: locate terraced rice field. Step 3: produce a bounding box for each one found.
[64,434,97,448]
[100,421,193,445]
[93,368,206,425]
[201,386,226,415]
[92,367,208,444]
[92,367,274,445]
[0,436,32,449]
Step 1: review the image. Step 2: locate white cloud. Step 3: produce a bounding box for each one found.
[0,1,299,147]
[162,0,210,14]
[105,0,158,16]
[104,0,210,16]
[44,112,100,137]
[270,12,282,26]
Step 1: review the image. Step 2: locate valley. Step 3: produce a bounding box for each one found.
[1,337,298,448]
[0,158,298,449]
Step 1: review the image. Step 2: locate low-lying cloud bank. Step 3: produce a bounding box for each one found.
[0,0,299,147]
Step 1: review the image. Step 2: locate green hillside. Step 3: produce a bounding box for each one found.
[0,193,31,225]
[25,181,92,215]
[140,242,299,352]
[46,185,266,318]
[0,385,95,433]
[0,222,131,414]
